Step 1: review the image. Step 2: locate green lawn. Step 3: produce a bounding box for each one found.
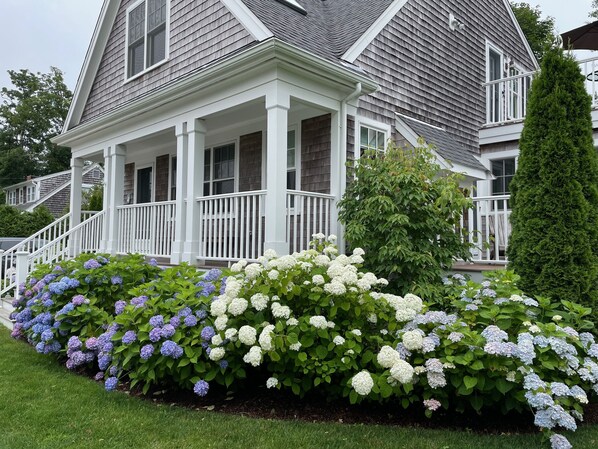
[1,329,597,449]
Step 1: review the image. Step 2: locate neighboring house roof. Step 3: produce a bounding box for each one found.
[396,114,488,178]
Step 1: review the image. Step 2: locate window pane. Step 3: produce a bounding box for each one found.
[491,160,503,177]
[203,182,210,197]
[287,130,295,150]
[489,49,501,81]
[129,42,145,77]
[492,178,503,195]
[287,148,295,169]
[287,170,296,190]
[377,131,385,151]
[128,4,145,43]
[204,149,211,181]
[214,144,235,180]
[504,158,516,176]
[148,0,166,31]
[148,27,166,66]
[214,179,234,195]
[360,126,368,147]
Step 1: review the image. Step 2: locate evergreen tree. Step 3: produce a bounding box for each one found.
[508,49,598,308]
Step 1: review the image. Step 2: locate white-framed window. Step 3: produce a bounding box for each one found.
[126,0,169,80]
[26,186,35,203]
[287,128,298,191]
[8,190,16,205]
[170,156,177,201]
[204,143,236,196]
[486,42,504,123]
[491,158,516,196]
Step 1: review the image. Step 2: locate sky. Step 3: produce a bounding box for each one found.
[0,0,595,92]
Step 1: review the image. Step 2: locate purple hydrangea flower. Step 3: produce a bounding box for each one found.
[170,316,181,328]
[149,327,163,342]
[111,276,123,285]
[149,315,164,328]
[114,300,127,315]
[160,340,183,359]
[203,269,222,282]
[85,337,99,351]
[98,355,112,371]
[94,372,105,381]
[122,331,137,345]
[178,307,192,318]
[193,380,210,397]
[131,296,148,308]
[219,360,229,370]
[184,315,198,327]
[140,344,155,360]
[41,329,54,343]
[201,326,215,342]
[161,324,176,339]
[196,309,208,320]
[67,336,82,350]
[84,259,102,270]
[149,258,158,266]
[72,295,87,306]
[105,377,118,391]
[109,366,118,376]
[550,434,572,449]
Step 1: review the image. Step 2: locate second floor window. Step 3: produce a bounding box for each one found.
[26,186,35,203]
[491,158,515,196]
[8,190,16,205]
[360,125,386,157]
[127,0,168,79]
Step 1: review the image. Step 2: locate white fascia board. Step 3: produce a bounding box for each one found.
[55,39,379,148]
[501,0,540,70]
[479,122,524,145]
[64,0,120,132]
[220,0,273,41]
[342,0,409,63]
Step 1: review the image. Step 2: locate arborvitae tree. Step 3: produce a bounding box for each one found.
[508,49,598,308]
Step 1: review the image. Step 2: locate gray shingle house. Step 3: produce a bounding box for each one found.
[48,0,539,266]
[3,164,104,218]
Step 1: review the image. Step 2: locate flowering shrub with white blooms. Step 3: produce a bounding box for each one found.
[11,238,598,449]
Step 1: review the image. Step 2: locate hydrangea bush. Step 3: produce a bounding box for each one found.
[10,238,598,449]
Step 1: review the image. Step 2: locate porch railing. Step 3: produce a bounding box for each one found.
[197,191,266,262]
[460,195,511,264]
[0,211,99,296]
[484,55,598,126]
[286,190,334,254]
[117,201,176,258]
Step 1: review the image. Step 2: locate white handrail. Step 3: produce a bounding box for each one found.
[117,202,176,257]
[287,191,334,254]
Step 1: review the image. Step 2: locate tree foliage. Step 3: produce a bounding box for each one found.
[508,49,598,309]
[0,68,72,188]
[590,0,598,20]
[338,143,473,297]
[0,205,55,237]
[510,2,557,62]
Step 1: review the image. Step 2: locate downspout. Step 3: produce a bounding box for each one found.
[338,82,362,252]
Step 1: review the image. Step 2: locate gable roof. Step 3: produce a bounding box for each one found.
[396,114,488,178]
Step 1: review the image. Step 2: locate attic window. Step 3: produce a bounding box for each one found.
[275,0,307,15]
[126,0,168,79]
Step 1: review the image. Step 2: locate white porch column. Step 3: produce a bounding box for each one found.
[100,147,112,253]
[106,145,126,256]
[171,122,188,264]
[182,119,206,263]
[68,157,84,257]
[264,84,290,256]
[329,109,343,248]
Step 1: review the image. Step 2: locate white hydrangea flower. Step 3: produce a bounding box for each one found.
[339,271,358,285]
[351,329,362,336]
[351,371,374,396]
[395,307,417,322]
[380,329,389,335]
[414,366,427,375]
[309,316,328,329]
[312,233,326,240]
[211,335,223,346]
[377,278,389,286]
[346,349,355,355]
[314,255,331,267]
[510,294,523,302]
[250,293,269,311]
[225,328,238,340]
[356,279,371,291]
[210,299,228,317]
[258,324,275,351]
[522,321,532,327]
[277,255,296,271]
[209,347,226,361]
[552,315,563,322]
[264,249,278,259]
[402,330,424,350]
[271,302,291,319]
[266,377,279,389]
[324,281,346,296]
[334,254,351,266]
[244,263,263,279]
[506,371,517,382]
[230,261,244,272]
[377,346,401,369]
[224,278,242,298]
[289,342,302,351]
[243,346,263,367]
[349,255,364,265]
[327,235,337,243]
[333,335,346,346]
[352,248,365,256]
[529,325,541,334]
[327,263,345,278]
[312,275,325,285]
[228,297,248,316]
[390,360,414,384]
[367,314,378,324]
[404,293,423,313]
[327,320,335,329]
[323,246,338,255]
[268,270,280,280]
[215,315,228,331]
[239,325,257,345]
[286,318,299,326]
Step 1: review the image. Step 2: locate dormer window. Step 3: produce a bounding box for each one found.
[127,0,168,79]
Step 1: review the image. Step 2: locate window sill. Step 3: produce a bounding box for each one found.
[123,58,169,85]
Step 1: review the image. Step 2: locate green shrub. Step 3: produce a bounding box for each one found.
[338,143,473,299]
[508,48,598,311]
[0,204,54,237]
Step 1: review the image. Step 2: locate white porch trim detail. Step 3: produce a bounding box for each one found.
[171,121,188,264]
[220,0,273,41]
[105,144,126,255]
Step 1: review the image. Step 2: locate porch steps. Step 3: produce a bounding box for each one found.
[0,296,15,331]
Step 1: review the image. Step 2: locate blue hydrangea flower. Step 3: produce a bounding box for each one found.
[524,373,546,391]
[550,382,571,397]
[161,324,175,339]
[203,269,222,282]
[84,259,102,270]
[193,380,210,396]
[184,315,198,327]
[149,327,163,342]
[122,331,137,345]
[149,258,158,266]
[140,344,155,360]
[114,300,127,315]
[105,377,118,391]
[525,391,554,409]
[149,315,164,328]
[550,434,572,449]
[481,325,508,343]
[67,336,82,350]
[170,316,181,328]
[196,309,208,320]
[85,337,99,351]
[111,276,123,285]
[200,326,216,342]
[41,329,54,342]
[72,295,87,306]
[160,340,183,359]
[130,296,148,308]
[219,360,229,370]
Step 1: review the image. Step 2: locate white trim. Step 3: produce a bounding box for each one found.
[354,116,391,159]
[486,40,504,83]
[500,0,540,70]
[287,125,301,191]
[342,0,409,63]
[124,0,171,82]
[219,0,273,41]
[203,139,239,195]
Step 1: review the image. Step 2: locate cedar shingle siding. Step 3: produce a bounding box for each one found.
[355,0,535,153]
[124,163,135,204]
[155,155,170,202]
[301,114,331,194]
[239,132,263,192]
[81,0,255,123]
